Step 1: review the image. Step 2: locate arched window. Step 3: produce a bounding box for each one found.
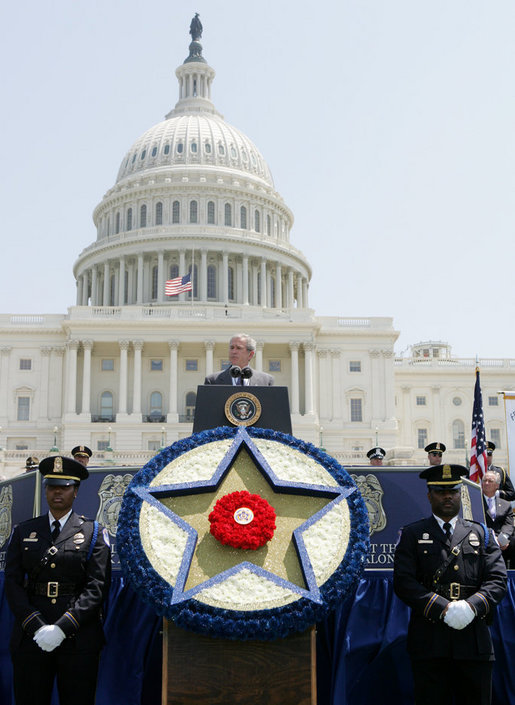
[266,214,271,236]
[254,210,260,232]
[185,391,197,421]
[150,391,163,418]
[127,208,133,231]
[169,264,179,280]
[172,201,180,224]
[155,202,163,225]
[240,206,247,230]
[228,266,234,300]
[207,264,217,298]
[453,420,465,449]
[140,204,147,228]
[101,392,113,420]
[207,201,215,224]
[189,200,198,224]
[115,212,120,234]
[224,203,232,226]
[151,265,158,300]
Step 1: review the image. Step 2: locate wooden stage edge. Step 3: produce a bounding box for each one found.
[163,619,316,705]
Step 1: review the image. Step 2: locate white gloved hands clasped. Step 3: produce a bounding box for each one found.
[33,624,66,652]
[443,600,475,630]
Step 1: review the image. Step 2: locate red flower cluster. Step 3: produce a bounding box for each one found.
[209,490,277,550]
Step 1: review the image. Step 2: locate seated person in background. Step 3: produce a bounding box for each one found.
[204,334,274,386]
[482,469,514,566]
[486,441,515,502]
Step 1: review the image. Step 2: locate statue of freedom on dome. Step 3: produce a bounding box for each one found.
[189,13,203,41]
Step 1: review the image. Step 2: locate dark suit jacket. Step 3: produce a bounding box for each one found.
[491,464,515,502]
[393,516,507,661]
[204,367,274,386]
[483,496,514,539]
[5,511,111,653]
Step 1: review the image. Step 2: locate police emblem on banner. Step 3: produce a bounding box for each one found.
[0,485,13,549]
[224,391,262,427]
[96,473,133,536]
[351,473,387,535]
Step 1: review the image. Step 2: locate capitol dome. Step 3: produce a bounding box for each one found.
[74,19,311,312]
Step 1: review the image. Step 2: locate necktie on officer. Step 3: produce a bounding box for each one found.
[51,519,60,543]
[443,522,452,542]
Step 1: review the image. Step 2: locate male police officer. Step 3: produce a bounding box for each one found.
[424,441,446,466]
[5,456,111,705]
[393,464,507,705]
[71,445,93,467]
[367,447,386,467]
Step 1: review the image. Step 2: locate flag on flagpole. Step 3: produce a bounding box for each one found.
[165,273,192,296]
[469,367,488,484]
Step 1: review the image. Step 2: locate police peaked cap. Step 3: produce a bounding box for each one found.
[71,445,92,458]
[419,463,467,488]
[39,456,89,486]
[367,447,386,459]
[424,441,446,454]
[486,441,496,452]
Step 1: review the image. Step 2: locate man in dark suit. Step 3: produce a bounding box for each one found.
[482,469,514,565]
[486,441,515,501]
[5,456,111,705]
[393,464,507,705]
[204,333,274,386]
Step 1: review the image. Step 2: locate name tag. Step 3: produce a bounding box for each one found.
[418,539,433,544]
[23,538,39,542]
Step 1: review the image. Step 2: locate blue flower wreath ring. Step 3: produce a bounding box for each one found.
[117,426,369,641]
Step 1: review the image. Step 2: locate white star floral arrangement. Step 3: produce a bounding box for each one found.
[117,426,369,641]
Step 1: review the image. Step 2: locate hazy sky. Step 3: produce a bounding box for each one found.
[2,1,515,359]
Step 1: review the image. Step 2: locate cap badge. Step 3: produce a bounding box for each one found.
[469,533,480,547]
[53,457,63,473]
[442,465,452,479]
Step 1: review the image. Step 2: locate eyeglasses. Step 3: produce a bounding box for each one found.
[429,452,442,457]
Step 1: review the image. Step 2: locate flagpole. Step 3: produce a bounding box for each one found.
[191,247,195,307]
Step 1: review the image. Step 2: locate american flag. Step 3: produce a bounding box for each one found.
[165,273,192,296]
[469,368,488,483]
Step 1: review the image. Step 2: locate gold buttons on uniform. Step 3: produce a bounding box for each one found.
[51,599,56,604]
[454,565,459,571]
[50,563,56,569]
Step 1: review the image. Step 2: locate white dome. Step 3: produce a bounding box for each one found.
[116,113,274,187]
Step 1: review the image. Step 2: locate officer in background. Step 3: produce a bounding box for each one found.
[71,445,93,468]
[393,464,507,705]
[367,447,386,467]
[486,441,515,502]
[24,457,39,472]
[424,441,446,466]
[4,456,111,705]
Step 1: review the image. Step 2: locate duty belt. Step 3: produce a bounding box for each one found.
[29,581,78,598]
[437,583,477,601]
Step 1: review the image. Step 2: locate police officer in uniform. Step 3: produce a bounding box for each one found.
[393,464,507,705]
[71,445,93,468]
[366,447,386,467]
[5,456,111,705]
[424,441,446,466]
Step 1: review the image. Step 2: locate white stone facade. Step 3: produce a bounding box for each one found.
[1,35,514,480]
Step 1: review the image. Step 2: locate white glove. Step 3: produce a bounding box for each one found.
[443,600,475,630]
[33,624,66,652]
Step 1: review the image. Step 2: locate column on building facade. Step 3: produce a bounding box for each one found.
[118,340,129,415]
[401,385,412,446]
[76,276,82,306]
[296,273,303,308]
[369,349,382,420]
[205,341,214,378]
[132,341,143,415]
[103,262,110,306]
[179,251,186,302]
[287,269,294,309]
[127,261,134,305]
[50,347,65,419]
[317,349,330,420]
[200,249,207,302]
[289,342,300,415]
[382,349,395,421]
[157,251,164,303]
[137,254,144,304]
[302,278,308,309]
[81,340,93,415]
[252,262,258,306]
[222,251,229,305]
[0,347,11,420]
[39,347,51,419]
[242,255,249,305]
[66,340,79,414]
[260,259,267,307]
[303,343,314,415]
[275,264,282,309]
[256,341,264,373]
[91,266,98,306]
[81,273,89,306]
[431,385,442,442]
[331,350,342,421]
[168,341,179,419]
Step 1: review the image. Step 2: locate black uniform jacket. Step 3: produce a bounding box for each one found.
[204,368,274,386]
[393,516,507,661]
[5,511,111,652]
[484,496,514,539]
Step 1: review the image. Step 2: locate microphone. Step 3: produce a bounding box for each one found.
[241,367,253,379]
[230,366,253,380]
[230,366,242,378]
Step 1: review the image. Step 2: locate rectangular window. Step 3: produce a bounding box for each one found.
[269,360,281,372]
[19,359,32,370]
[150,359,163,371]
[15,443,29,450]
[97,440,109,451]
[418,428,428,449]
[350,398,362,422]
[490,428,501,449]
[148,440,161,451]
[488,396,499,407]
[102,359,114,371]
[416,396,426,406]
[221,360,231,370]
[185,359,198,372]
[17,397,30,421]
[349,361,361,373]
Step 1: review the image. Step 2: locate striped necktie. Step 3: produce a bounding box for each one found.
[51,519,61,543]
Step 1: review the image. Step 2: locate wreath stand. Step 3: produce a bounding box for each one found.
[162,619,316,705]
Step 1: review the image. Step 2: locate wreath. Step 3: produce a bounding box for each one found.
[209,490,276,550]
